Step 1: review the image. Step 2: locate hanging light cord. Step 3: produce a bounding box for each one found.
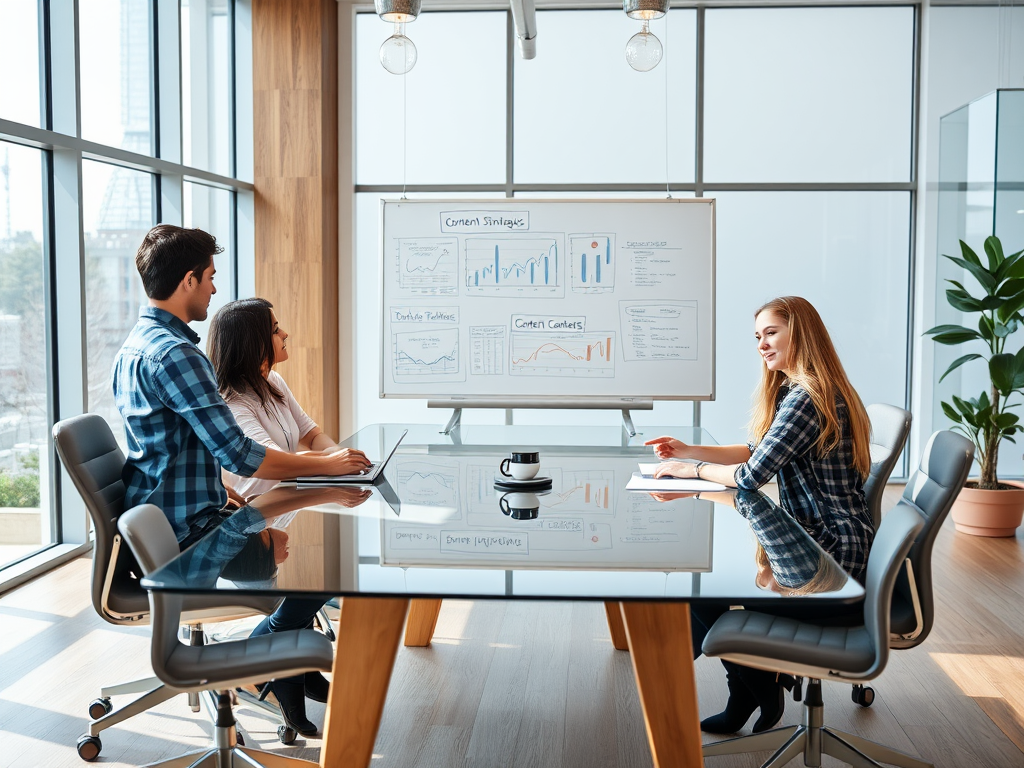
[665,14,672,199]
[402,67,408,200]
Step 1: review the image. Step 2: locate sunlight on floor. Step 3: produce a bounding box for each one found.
[930,651,1024,712]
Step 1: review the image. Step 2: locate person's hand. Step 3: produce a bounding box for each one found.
[644,436,690,460]
[262,528,290,565]
[224,481,247,508]
[324,487,372,507]
[647,491,697,503]
[320,448,372,476]
[653,461,694,479]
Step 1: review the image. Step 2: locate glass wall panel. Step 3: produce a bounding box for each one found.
[0,1,42,127]
[184,181,234,343]
[80,0,154,155]
[701,192,910,448]
[514,10,696,185]
[83,160,154,441]
[0,143,51,568]
[183,0,233,175]
[704,7,913,183]
[355,12,506,185]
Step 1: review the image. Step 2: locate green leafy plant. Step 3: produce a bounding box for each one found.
[925,236,1024,490]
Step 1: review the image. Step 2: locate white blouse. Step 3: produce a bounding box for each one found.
[222,370,318,499]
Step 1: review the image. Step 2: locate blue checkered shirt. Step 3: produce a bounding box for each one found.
[113,307,267,543]
[734,384,873,582]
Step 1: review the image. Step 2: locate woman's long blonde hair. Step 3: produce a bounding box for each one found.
[749,296,871,478]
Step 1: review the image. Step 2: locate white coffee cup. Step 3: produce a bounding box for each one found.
[499,451,540,481]
[499,491,540,520]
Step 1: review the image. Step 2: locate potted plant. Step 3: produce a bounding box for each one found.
[926,235,1024,536]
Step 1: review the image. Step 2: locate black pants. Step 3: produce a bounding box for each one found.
[691,601,861,709]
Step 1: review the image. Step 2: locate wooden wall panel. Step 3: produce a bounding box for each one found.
[253,0,340,437]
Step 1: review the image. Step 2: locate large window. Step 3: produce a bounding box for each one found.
[0,0,253,584]
[0,143,50,571]
[82,160,155,438]
[353,7,917,455]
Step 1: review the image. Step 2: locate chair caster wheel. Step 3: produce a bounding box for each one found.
[278,725,297,744]
[77,734,102,761]
[852,685,875,707]
[88,698,112,720]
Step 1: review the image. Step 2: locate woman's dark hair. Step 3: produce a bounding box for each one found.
[135,224,222,300]
[208,298,284,407]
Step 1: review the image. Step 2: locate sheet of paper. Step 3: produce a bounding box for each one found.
[624,472,725,492]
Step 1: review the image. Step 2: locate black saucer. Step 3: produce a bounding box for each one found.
[493,476,553,492]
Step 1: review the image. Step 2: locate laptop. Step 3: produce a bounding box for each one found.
[296,429,408,486]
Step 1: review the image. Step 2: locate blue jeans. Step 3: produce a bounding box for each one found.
[250,598,328,686]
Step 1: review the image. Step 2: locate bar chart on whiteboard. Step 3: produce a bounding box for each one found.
[379,199,715,401]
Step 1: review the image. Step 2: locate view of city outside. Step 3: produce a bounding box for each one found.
[83,160,154,447]
[80,0,157,446]
[0,0,240,574]
[0,143,51,569]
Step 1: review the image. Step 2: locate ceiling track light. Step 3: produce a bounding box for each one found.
[623,0,668,72]
[375,0,421,74]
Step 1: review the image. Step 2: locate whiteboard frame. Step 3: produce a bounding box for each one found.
[378,197,716,403]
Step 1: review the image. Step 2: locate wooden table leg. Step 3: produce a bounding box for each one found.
[320,597,409,768]
[404,598,443,647]
[620,602,703,768]
[605,600,629,651]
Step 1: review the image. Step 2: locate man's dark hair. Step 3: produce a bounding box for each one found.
[135,224,223,300]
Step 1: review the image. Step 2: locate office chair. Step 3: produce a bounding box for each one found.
[701,430,973,768]
[51,414,309,760]
[850,402,911,707]
[864,403,912,531]
[118,503,335,768]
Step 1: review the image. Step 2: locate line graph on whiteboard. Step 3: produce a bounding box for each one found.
[393,328,464,381]
[509,332,616,378]
[398,238,458,294]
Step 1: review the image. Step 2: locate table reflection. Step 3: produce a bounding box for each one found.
[152,460,851,605]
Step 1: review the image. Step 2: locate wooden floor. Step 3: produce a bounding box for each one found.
[1,485,1023,768]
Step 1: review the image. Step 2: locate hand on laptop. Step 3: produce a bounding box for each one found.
[320,447,372,476]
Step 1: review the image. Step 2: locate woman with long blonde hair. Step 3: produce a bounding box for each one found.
[646,296,873,735]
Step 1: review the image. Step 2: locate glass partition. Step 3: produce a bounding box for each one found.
[934,90,1024,477]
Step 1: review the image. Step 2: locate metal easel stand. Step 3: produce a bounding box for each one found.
[428,398,655,439]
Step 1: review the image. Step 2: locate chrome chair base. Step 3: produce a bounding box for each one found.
[703,681,933,768]
[704,724,933,768]
[138,746,317,768]
[138,691,317,768]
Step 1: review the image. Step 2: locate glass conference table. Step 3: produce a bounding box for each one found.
[143,424,864,768]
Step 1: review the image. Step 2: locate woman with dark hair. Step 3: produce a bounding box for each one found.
[209,298,341,499]
[207,298,362,736]
[646,296,873,735]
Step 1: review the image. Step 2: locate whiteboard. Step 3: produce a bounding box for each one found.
[378,453,713,572]
[379,198,715,402]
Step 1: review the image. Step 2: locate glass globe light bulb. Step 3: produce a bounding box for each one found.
[625,21,663,72]
[380,25,417,75]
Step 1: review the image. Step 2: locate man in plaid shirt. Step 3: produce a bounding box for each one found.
[112,224,369,735]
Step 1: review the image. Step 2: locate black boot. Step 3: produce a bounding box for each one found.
[270,678,318,737]
[303,671,331,703]
[740,666,791,733]
[700,662,758,734]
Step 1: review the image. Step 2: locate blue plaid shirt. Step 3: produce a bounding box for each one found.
[113,307,267,543]
[734,384,873,582]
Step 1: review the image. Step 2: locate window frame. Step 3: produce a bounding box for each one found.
[0,0,254,590]
[350,3,921,476]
